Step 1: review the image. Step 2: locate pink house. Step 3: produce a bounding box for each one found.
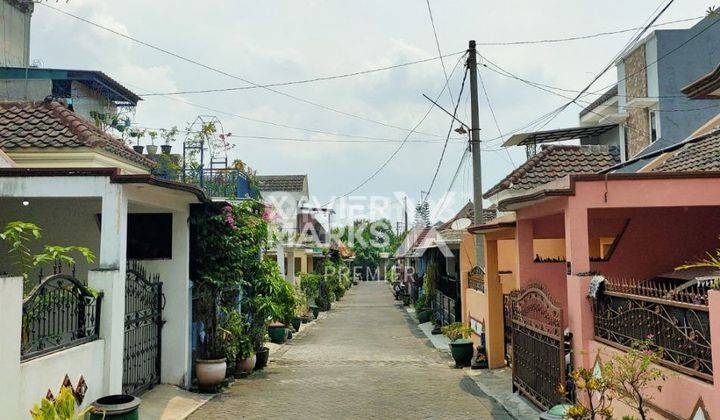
[479,65,720,417]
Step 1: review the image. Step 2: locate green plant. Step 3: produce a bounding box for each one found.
[676,243,720,289]
[561,366,613,420]
[160,126,179,145]
[441,322,472,341]
[293,286,309,317]
[300,273,321,302]
[218,308,244,361]
[0,222,95,287]
[30,386,93,420]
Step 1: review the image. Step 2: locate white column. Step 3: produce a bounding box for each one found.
[276,243,285,276]
[286,251,295,282]
[99,184,128,270]
[160,209,191,388]
[88,269,124,395]
[0,276,23,419]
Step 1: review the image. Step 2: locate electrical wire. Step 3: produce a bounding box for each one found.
[323,53,466,207]
[139,51,465,96]
[38,2,453,139]
[423,67,468,200]
[424,0,454,104]
[477,66,516,167]
[434,148,470,215]
[474,16,702,46]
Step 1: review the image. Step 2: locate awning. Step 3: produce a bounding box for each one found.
[503,124,617,147]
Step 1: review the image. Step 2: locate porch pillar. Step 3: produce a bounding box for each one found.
[276,243,285,276]
[515,218,534,288]
[0,276,23,419]
[484,238,505,369]
[161,209,192,388]
[564,205,593,369]
[88,269,124,395]
[286,251,295,283]
[99,184,128,269]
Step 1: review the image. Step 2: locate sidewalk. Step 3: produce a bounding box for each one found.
[409,306,540,420]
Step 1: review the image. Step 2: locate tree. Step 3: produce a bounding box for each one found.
[414,201,430,227]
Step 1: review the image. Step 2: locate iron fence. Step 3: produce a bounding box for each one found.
[433,290,456,325]
[593,289,712,382]
[21,274,102,361]
[181,168,256,199]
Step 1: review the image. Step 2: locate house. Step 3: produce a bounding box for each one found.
[466,68,720,416]
[0,100,210,416]
[503,15,720,162]
[463,145,619,370]
[0,0,33,68]
[0,99,153,173]
[257,174,321,283]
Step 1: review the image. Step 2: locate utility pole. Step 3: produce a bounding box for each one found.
[468,40,486,273]
[403,196,408,233]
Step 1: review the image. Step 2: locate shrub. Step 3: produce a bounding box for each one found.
[441,322,472,341]
[31,386,92,420]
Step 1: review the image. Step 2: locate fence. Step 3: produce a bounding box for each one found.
[433,290,456,325]
[593,279,712,382]
[21,274,103,361]
[181,168,256,199]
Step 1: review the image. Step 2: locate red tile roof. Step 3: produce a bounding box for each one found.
[0,100,155,169]
[651,129,720,172]
[484,145,619,198]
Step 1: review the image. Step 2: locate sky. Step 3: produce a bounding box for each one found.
[25,0,717,227]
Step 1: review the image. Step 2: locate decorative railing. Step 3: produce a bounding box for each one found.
[604,277,711,306]
[21,274,103,361]
[180,168,257,199]
[593,285,712,382]
[433,290,456,325]
[467,266,484,292]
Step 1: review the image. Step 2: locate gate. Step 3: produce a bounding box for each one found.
[508,285,565,410]
[123,262,164,395]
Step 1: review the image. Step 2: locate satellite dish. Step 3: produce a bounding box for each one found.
[451,218,472,230]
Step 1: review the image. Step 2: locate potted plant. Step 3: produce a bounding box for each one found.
[267,321,288,344]
[32,386,96,420]
[160,126,178,154]
[235,331,256,377]
[146,130,159,155]
[291,286,308,332]
[442,322,474,368]
[194,287,227,391]
[128,128,145,154]
[471,346,489,369]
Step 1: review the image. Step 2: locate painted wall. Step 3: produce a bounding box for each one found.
[261,190,307,233]
[0,0,32,67]
[0,197,102,281]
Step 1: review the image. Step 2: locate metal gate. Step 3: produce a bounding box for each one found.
[508,285,565,410]
[123,262,164,395]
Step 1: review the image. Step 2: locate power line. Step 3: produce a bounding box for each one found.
[477,66,516,167]
[434,148,470,215]
[424,0,454,104]
[139,51,465,96]
[474,15,702,46]
[424,67,468,200]
[39,2,452,140]
[323,53,466,207]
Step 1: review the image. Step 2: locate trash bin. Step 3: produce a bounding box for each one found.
[90,394,141,419]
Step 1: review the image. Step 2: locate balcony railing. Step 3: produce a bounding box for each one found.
[154,167,257,199]
[593,280,712,382]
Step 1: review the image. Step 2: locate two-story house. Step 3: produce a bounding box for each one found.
[503,15,720,164]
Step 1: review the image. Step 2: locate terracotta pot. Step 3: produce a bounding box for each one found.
[235,355,256,376]
[195,358,227,389]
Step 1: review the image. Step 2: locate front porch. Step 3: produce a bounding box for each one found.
[0,169,202,417]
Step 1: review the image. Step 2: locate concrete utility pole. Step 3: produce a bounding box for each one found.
[403,195,408,233]
[468,40,486,273]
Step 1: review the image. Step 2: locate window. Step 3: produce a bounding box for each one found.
[649,110,659,142]
[294,257,302,275]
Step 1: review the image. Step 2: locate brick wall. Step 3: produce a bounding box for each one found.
[624,45,651,158]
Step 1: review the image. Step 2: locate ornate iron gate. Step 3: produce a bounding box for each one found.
[123,262,164,395]
[508,285,565,410]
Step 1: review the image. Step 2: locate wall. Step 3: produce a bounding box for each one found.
[589,207,720,280]
[0,0,32,67]
[623,44,651,158]
[261,190,307,233]
[656,18,720,145]
[0,79,51,101]
[0,197,102,282]
[20,342,106,416]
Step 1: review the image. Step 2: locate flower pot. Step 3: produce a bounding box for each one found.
[132,145,144,154]
[195,358,227,390]
[146,144,158,155]
[311,306,320,319]
[161,144,172,154]
[449,339,474,368]
[268,325,287,344]
[254,347,269,371]
[300,315,311,324]
[287,329,293,340]
[291,317,302,332]
[417,310,432,323]
[235,354,256,376]
[90,394,141,419]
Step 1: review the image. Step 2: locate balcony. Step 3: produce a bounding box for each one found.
[156,167,258,199]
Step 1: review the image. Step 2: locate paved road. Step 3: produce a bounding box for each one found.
[190,281,510,419]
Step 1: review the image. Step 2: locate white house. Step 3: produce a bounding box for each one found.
[0,100,209,417]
